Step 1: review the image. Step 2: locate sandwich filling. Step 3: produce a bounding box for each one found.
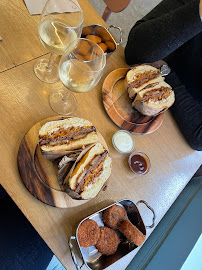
[39,126,96,147]
[129,70,160,88]
[142,87,171,104]
[74,150,108,194]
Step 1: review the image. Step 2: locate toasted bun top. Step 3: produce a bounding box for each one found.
[39,117,94,136]
[126,64,160,85]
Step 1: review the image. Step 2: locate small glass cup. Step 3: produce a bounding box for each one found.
[128,151,151,175]
[112,130,135,153]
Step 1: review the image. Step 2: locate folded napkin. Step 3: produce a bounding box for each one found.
[24,0,81,15]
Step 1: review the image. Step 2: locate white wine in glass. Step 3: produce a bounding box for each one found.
[34,0,83,83]
[49,38,106,114]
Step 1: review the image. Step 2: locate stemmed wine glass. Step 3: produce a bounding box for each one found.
[49,38,106,114]
[34,0,83,84]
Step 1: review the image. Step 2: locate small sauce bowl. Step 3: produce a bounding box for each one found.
[112,130,135,153]
[128,151,151,175]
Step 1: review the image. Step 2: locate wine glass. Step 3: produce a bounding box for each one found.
[34,0,83,84]
[49,38,106,114]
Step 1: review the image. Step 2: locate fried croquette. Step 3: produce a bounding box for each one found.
[75,54,85,61]
[94,26,111,42]
[98,42,107,52]
[105,40,116,52]
[96,226,119,255]
[82,26,94,36]
[103,205,127,229]
[76,40,91,56]
[86,35,102,44]
[118,220,145,246]
[77,219,100,248]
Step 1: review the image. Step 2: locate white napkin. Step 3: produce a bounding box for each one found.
[0,36,2,41]
[24,0,81,15]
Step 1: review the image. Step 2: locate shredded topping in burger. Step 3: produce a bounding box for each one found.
[143,87,171,103]
[130,70,160,88]
[74,150,108,194]
[39,126,96,146]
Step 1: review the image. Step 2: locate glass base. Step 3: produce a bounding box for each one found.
[34,58,59,84]
[49,89,77,115]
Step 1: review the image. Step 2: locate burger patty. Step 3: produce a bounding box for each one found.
[130,71,160,88]
[142,87,171,103]
[75,150,108,194]
[39,126,96,146]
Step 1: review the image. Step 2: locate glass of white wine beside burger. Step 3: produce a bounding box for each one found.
[34,0,83,84]
[48,38,106,115]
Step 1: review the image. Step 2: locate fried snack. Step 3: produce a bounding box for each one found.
[86,35,101,44]
[76,39,91,56]
[75,54,85,61]
[98,42,107,52]
[84,53,98,61]
[82,26,94,36]
[105,40,116,52]
[94,25,111,42]
[96,226,120,255]
[118,220,145,246]
[77,219,100,248]
[103,205,127,229]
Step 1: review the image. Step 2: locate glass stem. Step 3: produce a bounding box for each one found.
[46,53,54,73]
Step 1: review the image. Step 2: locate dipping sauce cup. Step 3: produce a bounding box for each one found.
[112,130,135,153]
[128,151,151,175]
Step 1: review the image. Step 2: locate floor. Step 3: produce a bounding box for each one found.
[87,0,162,47]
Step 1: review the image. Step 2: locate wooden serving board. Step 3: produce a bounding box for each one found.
[102,68,164,134]
[17,116,108,208]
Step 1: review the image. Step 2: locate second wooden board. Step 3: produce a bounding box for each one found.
[102,68,164,134]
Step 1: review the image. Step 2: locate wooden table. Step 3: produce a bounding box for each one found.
[0,0,201,269]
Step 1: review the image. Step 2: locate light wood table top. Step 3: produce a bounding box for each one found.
[0,1,202,270]
[0,0,106,72]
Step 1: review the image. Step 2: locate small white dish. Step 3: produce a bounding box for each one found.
[112,130,135,153]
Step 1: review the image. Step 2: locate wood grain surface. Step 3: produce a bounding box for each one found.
[102,68,164,134]
[17,116,109,208]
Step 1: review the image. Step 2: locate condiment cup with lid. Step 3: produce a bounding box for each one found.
[112,130,135,154]
[128,151,151,175]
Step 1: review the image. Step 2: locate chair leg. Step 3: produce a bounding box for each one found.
[102,6,112,22]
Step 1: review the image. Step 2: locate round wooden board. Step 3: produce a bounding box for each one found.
[17,116,108,208]
[102,68,164,134]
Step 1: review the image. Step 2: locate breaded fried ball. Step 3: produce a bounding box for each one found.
[118,220,145,246]
[75,54,85,61]
[96,226,119,255]
[82,26,94,36]
[76,40,91,56]
[98,42,107,53]
[105,41,116,52]
[103,205,127,229]
[77,219,100,248]
[86,35,102,44]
